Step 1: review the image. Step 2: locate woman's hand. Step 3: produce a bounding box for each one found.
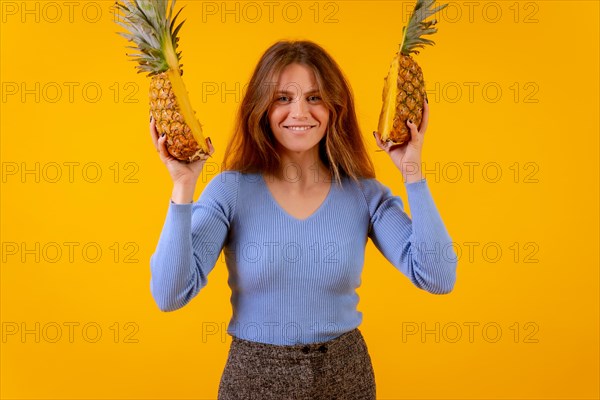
[150,117,214,203]
[374,99,428,184]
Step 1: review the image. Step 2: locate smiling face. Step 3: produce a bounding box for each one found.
[267,63,330,159]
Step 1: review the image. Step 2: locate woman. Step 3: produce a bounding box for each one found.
[149,40,457,400]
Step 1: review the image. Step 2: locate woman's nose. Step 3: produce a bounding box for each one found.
[291,98,308,118]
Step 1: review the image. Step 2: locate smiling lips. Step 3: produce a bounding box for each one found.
[284,125,316,132]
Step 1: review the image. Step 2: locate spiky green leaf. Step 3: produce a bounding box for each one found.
[399,0,447,55]
[114,0,184,74]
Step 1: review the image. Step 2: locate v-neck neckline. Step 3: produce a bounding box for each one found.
[259,173,333,222]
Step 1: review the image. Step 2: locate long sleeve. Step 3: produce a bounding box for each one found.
[361,178,457,294]
[149,171,239,311]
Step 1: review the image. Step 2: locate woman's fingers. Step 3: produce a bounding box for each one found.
[152,115,215,166]
[404,99,429,143]
[405,119,422,147]
[419,99,429,134]
[150,117,173,165]
[194,138,215,163]
[157,133,170,160]
[374,130,405,153]
[206,137,215,156]
[406,119,419,134]
[373,131,390,152]
[150,117,159,149]
[406,100,429,146]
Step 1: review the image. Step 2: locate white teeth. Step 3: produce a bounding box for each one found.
[286,126,312,131]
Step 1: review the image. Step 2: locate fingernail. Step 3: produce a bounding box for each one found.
[149,114,152,122]
[425,93,429,103]
[408,119,413,124]
[372,132,376,138]
[208,137,212,144]
[161,133,165,137]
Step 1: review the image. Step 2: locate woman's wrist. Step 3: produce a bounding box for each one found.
[404,171,424,184]
[401,161,423,184]
[171,181,196,204]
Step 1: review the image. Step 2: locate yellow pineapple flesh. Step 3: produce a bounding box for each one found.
[379,54,426,146]
[115,0,208,162]
[378,0,447,145]
[150,72,204,162]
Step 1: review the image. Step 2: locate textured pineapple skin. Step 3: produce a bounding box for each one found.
[149,72,204,162]
[378,54,426,145]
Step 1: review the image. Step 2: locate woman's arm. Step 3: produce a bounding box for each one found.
[148,118,237,311]
[371,99,457,294]
[363,178,457,294]
[149,172,239,311]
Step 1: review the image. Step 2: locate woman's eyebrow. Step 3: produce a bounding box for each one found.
[275,88,320,96]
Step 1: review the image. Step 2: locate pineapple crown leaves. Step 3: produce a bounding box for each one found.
[114,0,185,76]
[400,0,448,55]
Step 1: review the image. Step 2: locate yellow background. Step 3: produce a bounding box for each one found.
[1,1,599,399]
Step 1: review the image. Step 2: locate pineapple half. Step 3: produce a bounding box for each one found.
[115,0,208,162]
[377,0,447,145]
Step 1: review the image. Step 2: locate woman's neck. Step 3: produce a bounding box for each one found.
[268,151,331,189]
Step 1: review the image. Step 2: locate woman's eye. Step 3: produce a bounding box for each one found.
[308,95,321,102]
[276,96,290,102]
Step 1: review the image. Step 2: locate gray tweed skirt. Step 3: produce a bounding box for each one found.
[217,328,376,400]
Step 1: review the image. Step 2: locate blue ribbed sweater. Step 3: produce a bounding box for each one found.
[150,171,457,345]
